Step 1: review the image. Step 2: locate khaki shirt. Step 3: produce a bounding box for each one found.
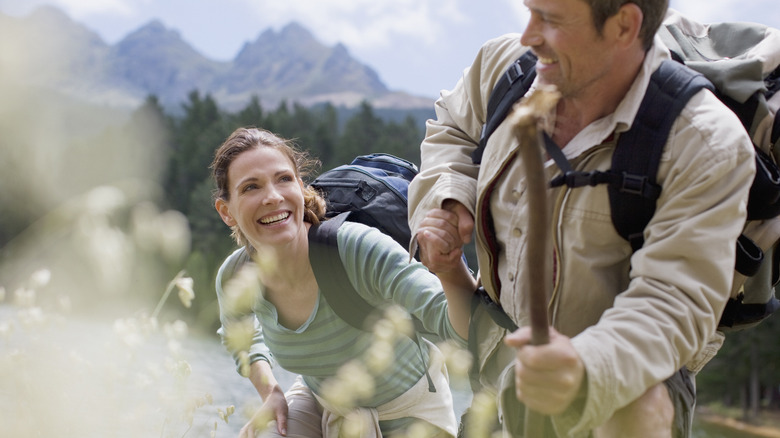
[408,34,755,436]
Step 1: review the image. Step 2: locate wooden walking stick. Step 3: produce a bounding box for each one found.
[506,85,560,437]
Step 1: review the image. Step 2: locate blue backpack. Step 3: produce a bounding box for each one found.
[308,153,427,334]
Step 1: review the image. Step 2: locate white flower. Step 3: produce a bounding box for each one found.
[84,185,126,216]
[29,269,51,290]
[13,288,36,308]
[175,277,195,308]
[0,322,14,340]
[163,320,189,340]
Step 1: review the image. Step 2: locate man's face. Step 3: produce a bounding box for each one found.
[520,0,617,99]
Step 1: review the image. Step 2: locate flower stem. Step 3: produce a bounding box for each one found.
[152,270,185,319]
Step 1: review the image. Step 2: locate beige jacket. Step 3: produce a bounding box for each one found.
[408,34,755,436]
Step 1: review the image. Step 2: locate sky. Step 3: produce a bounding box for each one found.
[1,0,779,99]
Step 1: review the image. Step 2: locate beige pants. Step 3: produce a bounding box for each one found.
[257,379,323,438]
[594,383,675,438]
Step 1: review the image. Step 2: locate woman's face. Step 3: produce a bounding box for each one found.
[216,146,306,250]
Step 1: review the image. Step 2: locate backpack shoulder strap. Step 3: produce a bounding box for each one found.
[473,51,538,164]
[610,59,714,251]
[309,213,437,391]
[308,211,377,329]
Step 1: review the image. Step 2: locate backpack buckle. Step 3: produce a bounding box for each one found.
[620,173,649,196]
[553,170,601,188]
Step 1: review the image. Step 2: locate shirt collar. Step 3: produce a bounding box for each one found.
[556,36,673,160]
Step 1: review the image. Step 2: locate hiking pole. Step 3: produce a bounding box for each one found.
[506,85,560,437]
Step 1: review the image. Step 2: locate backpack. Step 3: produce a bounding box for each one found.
[475,11,780,331]
[308,153,431,335]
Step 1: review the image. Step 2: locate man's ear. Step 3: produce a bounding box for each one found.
[215,198,237,226]
[609,2,643,48]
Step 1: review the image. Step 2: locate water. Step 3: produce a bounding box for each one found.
[0,306,767,437]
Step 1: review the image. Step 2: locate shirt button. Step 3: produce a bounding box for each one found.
[513,228,522,237]
[508,273,515,282]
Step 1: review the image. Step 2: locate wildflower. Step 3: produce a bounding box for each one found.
[464,390,499,438]
[438,340,473,379]
[114,318,144,349]
[163,320,189,340]
[18,307,46,327]
[165,358,192,379]
[322,361,375,409]
[0,321,13,341]
[167,339,182,356]
[248,408,273,435]
[175,276,195,308]
[339,362,375,400]
[372,318,397,343]
[384,305,414,338]
[218,405,235,423]
[223,317,256,354]
[29,268,51,290]
[237,351,251,377]
[224,264,261,315]
[365,339,394,374]
[13,288,35,308]
[343,411,370,438]
[157,210,191,263]
[132,203,191,263]
[84,185,127,216]
[404,421,438,438]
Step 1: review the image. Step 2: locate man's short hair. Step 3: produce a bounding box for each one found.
[584,0,669,50]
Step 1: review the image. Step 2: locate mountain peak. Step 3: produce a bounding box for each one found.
[124,19,183,43]
[4,9,429,111]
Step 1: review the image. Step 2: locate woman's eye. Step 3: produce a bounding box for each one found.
[241,184,257,193]
[279,175,294,183]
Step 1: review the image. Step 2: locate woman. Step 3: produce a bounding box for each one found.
[211,127,476,437]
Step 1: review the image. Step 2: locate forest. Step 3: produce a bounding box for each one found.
[2,89,779,429]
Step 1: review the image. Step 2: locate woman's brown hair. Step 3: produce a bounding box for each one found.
[210,127,327,247]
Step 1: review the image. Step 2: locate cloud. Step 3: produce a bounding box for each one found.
[46,0,137,19]
[239,0,467,50]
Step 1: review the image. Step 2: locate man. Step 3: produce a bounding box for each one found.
[408,0,756,436]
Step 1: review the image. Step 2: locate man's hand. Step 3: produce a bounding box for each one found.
[416,199,474,274]
[505,326,585,415]
[239,386,288,437]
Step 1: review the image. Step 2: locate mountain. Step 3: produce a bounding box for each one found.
[0,6,433,112]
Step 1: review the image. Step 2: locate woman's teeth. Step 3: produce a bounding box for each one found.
[260,212,289,224]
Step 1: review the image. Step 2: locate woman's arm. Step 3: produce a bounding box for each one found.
[416,206,477,339]
[240,360,288,437]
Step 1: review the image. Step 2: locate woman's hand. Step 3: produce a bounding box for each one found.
[417,200,473,275]
[239,385,289,437]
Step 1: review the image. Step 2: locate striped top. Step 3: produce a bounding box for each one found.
[216,221,466,407]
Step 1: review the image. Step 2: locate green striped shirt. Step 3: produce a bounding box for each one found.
[216,221,466,407]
